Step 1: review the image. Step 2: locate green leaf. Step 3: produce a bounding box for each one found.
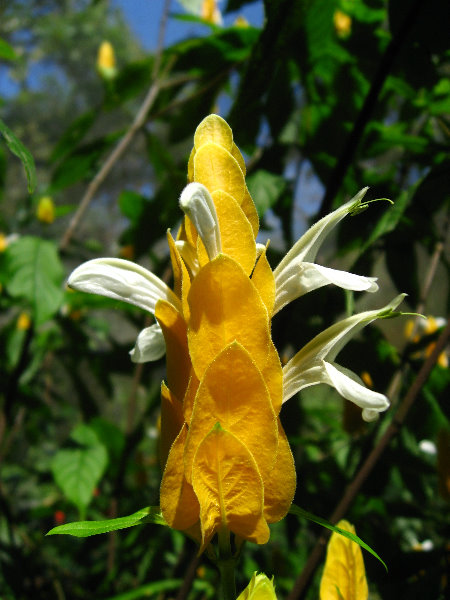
[289,504,387,570]
[46,506,166,537]
[0,119,36,193]
[0,37,16,60]
[103,579,183,600]
[246,169,286,217]
[5,237,64,325]
[51,424,108,513]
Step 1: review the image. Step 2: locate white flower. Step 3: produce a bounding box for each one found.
[179,182,221,260]
[282,294,406,421]
[273,188,379,314]
[68,257,181,363]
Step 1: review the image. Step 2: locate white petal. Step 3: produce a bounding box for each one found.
[68,258,182,314]
[274,261,378,314]
[179,182,221,260]
[282,364,325,403]
[283,294,405,380]
[129,324,166,363]
[274,188,369,280]
[323,361,389,420]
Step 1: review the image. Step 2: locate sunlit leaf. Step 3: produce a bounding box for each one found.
[51,424,108,513]
[5,236,64,325]
[289,504,387,570]
[47,507,167,537]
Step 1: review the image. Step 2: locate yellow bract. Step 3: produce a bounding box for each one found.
[187,255,271,379]
[192,425,270,551]
[184,343,277,485]
[159,114,296,551]
[319,520,368,600]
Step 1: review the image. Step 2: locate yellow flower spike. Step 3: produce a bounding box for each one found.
[166,231,183,300]
[263,419,296,523]
[212,189,256,275]
[167,231,192,320]
[192,424,270,551]
[237,572,277,600]
[319,520,368,600]
[183,342,278,484]
[159,382,184,470]
[333,10,352,38]
[194,142,246,203]
[155,299,191,403]
[0,233,7,252]
[187,255,272,380]
[194,114,233,152]
[97,40,117,79]
[240,187,260,237]
[259,341,283,415]
[36,196,55,224]
[160,424,200,531]
[231,143,246,175]
[182,371,200,425]
[17,312,32,331]
[251,246,276,316]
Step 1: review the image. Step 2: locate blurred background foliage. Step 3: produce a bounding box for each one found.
[0,0,449,598]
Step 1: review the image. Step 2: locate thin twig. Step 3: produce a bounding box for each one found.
[59,0,174,252]
[318,0,425,219]
[287,318,450,600]
[174,554,200,600]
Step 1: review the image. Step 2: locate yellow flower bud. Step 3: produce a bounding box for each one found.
[234,15,249,28]
[36,196,55,224]
[119,244,135,260]
[360,371,373,388]
[237,572,277,600]
[201,0,222,25]
[320,520,368,600]
[333,10,352,38]
[97,41,117,79]
[17,312,32,331]
[0,233,7,252]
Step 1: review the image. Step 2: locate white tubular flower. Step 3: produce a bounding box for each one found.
[68,258,183,362]
[179,182,221,260]
[68,257,182,314]
[273,188,378,314]
[130,323,166,363]
[282,294,406,421]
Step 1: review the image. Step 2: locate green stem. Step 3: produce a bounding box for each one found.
[217,528,236,600]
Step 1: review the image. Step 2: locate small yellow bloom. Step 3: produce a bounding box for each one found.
[406,316,448,368]
[0,233,7,252]
[201,0,222,24]
[237,572,277,600]
[17,312,32,331]
[119,244,135,260]
[234,15,249,28]
[36,196,55,224]
[333,10,352,38]
[320,520,368,600]
[97,41,117,79]
[360,371,373,388]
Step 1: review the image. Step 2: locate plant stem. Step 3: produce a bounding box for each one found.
[217,528,236,600]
